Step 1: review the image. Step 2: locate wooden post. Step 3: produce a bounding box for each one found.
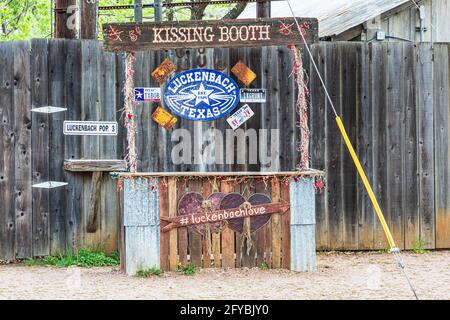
[80,0,98,39]
[154,0,163,22]
[134,0,143,23]
[257,1,271,18]
[123,178,160,275]
[289,177,316,272]
[55,0,77,38]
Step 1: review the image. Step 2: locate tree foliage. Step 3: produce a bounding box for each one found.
[0,0,248,41]
[0,0,52,40]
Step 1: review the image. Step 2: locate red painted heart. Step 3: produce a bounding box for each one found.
[220,193,272,234]
[178,192,226,236]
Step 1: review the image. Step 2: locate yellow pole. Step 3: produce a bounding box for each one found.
[335,116,397,249]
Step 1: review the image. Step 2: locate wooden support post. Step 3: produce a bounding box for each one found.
[154,0,163,22]
[257,1,271,18]
[134,0,143,23]
[86,171,103,233]
[80,0,98,39]
[123,178,160,275]
[55,0,77,38]
[289,177,316,272]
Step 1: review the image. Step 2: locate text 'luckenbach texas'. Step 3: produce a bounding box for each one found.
[153,25,271,44]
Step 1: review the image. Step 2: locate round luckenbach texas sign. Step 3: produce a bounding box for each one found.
[164,69,240,121]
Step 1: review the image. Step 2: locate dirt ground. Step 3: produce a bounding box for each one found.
[0,251,448,300]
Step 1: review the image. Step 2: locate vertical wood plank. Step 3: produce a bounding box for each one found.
[99,49,118,253]
[81,40,101,248]
[31,39,50,257]
[417,43,435,249]
[341,42,359,250]
[326,42,344,249]
[310,43,328,250]
[281,179,291,269]
[433,43,449,249]
[64,39,83,252]
[13,41,33,259]
[271,178,281,269]
[0,41,15,261]
[240,178,256,268]
[188,179,203,267]
[159,180,169,271]
[48,39,67,254]
[372,43,389,249]
[386,43,405,249]
[202,179,212,268]
[255,178,268,266]
[177,178,188,266]
[357,42,374,250]
[168,177,178,271]
[404,43,419,250]
[220,180,235,268]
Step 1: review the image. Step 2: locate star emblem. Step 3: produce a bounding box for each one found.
[134,88,144,101]
[191,83,214,106]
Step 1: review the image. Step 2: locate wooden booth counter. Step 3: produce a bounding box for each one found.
[116,171,325,275]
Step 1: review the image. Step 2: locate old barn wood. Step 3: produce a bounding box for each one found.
[102,17,319,52]
[119,172,321,275]
[1,40,450,262]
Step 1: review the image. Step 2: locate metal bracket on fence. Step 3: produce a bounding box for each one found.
[31,106,67,114]
[32,181,68,189]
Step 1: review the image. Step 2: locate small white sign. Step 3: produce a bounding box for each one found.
[63,121,118,136]
[134,87,161,102]
[32,181,68,189]
[240,89,267,103]
[227,104,255,130]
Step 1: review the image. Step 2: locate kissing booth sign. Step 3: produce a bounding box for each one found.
[104,17,323,275]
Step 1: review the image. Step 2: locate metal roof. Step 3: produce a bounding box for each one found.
[239,0,411,38]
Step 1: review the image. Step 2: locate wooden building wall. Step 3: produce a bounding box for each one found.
[0,39,449,260]
[381,0,450,42]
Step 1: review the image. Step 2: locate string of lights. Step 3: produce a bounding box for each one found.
[54,0,280,12]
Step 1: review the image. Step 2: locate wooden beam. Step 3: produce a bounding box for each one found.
[64,159,128,172]
[118,170,325,178]
[102,18,319,52]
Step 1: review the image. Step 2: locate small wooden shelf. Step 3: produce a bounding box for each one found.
[116,169,325,178]
[64,159,128,172]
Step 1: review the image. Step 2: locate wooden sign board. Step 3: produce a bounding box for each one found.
[103,17,319,52]
[63,121,118,136]
[161,201,289,233]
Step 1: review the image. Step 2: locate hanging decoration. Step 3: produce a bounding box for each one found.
[231,61,257,87]
[152,106,178,131]
[151,58,177,85]
[123,52,138,173]
[289,45,310,171]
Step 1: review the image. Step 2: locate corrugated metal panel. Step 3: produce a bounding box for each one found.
[125,226,160,275]
[289,178,316,225]
[289,177,316,272]
[239,0,409,37]
[124,178,160,227]
[123,178,160,275]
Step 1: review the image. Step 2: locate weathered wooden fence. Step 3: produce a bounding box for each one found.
[0,40,449,261]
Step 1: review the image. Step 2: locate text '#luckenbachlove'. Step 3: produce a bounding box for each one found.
[180,206,267,226]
